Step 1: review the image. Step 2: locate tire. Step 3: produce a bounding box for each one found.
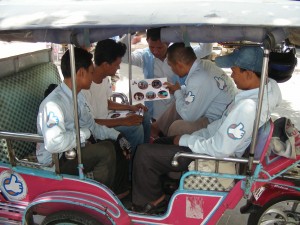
[41,211,103,225]
[247,196,300,225]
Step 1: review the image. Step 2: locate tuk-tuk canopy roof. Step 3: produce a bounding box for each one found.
[0,0,300,45]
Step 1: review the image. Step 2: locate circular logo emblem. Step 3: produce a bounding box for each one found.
[0,171,28,201]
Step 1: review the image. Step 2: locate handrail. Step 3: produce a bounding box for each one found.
[0,131,43,142]
[15,157,45,167]
[111,92,129,104]
[171,152,260,167]
[0,130,58,170]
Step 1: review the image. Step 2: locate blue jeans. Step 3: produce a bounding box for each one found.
[114,111,151,155]
[115,111,151,179]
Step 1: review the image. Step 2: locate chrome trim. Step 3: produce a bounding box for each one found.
[171,152,259,167]
[0,131,43,142]
[0,131,56,168]
[128,32,133,105]
[111,92,129,104]
[0,218,21,225]
[0,202,27,211]
[247,48,270,172]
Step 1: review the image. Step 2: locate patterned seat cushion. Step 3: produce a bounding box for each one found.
[0,62,61,163]
[183,159,236,191]
[184,175,235,191]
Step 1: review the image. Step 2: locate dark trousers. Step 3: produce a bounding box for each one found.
[132,143,193,207]
[59,140,129,195]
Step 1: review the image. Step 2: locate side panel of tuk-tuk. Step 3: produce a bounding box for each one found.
[0,166,131,225]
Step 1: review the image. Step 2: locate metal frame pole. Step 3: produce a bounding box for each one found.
[247,48,270,173]
[127,32,133,105]
[68,44,84,179]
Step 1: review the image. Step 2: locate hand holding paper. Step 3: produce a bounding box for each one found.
[164,81,180,94]
[130,103,148,112]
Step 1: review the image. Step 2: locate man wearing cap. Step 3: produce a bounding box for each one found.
[131,46,282,214]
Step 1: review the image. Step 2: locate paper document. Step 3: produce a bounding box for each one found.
[107,109,144,119]
[130,78,170,102]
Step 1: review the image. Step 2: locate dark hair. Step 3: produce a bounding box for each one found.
[94,39,127,66]
[167,42,196,64]
[240,68,261,78]
[61,47,93,78]
[44,83,58,98]
[146,27,161,41]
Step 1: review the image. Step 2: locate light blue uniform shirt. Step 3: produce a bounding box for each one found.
[180,79,282,158]
[121,34,213,119]
[36,82,120,165]
[174,59,236,123]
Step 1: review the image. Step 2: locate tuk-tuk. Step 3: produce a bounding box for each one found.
[1,1,300,224]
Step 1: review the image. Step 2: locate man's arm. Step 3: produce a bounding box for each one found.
[108,100,147,112]
[93,99,146,127]
[95,114,143,128]
[174,73,214,121]
[108,99,132,111]
[178,100,257,158]
[40,101,89,153]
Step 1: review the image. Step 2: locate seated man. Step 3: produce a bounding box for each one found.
[152,42,236,137]
[132,46,282,213]
[82,39,151,155]
[36,47,130,197]
[121,28,214,120]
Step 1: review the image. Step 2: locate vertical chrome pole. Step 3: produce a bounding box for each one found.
[68,44,84,179]
[128,32,133,105]
[247,48,270,173]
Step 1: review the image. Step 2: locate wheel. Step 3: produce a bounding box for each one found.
[41,211,102,225]
[248,197,300,225]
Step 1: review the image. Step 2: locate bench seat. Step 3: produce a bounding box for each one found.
[0,62,61,164]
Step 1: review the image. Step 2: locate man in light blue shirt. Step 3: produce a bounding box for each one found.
[122,28,213,120]
[131,46,282,214]
[36,47,131,196]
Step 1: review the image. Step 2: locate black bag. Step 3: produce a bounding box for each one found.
[268,49,297,83]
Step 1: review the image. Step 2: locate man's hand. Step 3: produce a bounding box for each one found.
[129,103,148,112]
[164,81,181,94]
[117,134,132,160]
[173,135,181,145]
[123,114,143,126]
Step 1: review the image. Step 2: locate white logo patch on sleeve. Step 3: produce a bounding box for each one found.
[47,112,59,128]
[185,91,195,103]
[214,76,227,90]
[227,123,245,139]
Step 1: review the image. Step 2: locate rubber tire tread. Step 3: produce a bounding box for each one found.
[41,210,102,225]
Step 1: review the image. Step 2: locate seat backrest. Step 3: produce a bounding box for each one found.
[239,120,274,174]
[254,119,274,162]
[0,62,61,163]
